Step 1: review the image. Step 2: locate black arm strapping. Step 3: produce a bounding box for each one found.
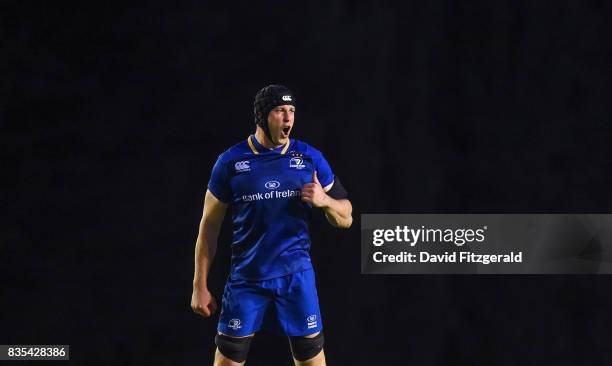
[326,176,348,200]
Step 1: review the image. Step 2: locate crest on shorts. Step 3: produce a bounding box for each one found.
[228,318,242,330]
[307,315,317,329]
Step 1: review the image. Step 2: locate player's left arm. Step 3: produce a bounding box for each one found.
[301,171,353,229]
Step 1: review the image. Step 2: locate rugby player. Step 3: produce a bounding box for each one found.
[191,85,352,366]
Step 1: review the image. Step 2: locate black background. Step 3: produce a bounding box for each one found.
[3,1,612,365]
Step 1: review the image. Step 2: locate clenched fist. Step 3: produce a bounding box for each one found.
[191,287,218,317]
[301,171,329,208]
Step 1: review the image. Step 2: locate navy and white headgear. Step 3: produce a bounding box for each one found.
[253,84,295,144]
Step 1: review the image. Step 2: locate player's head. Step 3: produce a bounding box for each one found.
[254,84,295,146]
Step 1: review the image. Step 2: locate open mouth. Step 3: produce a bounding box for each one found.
[282,126,291,137]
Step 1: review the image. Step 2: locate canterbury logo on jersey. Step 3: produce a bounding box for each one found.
[235,161,250,172]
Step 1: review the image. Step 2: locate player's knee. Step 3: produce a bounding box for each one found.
[215,333,253,363]
[288,332,324,361]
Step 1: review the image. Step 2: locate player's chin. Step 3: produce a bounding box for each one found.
[278,133,290,143]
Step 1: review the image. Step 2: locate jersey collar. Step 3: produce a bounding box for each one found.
[247,135,290,155]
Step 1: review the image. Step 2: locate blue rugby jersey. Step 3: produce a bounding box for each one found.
[208,135,335,281]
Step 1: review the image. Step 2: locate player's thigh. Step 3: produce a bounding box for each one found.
[218,279,273,337]
[275,269,323,336]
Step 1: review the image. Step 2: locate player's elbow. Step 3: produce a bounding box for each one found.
[329,217,352,229]
[337,201,353,229]
[339,215,353,229]
[325,213,352,229]
[325,200,352,229]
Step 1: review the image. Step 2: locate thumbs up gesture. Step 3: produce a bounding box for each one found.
[301,171,329,208]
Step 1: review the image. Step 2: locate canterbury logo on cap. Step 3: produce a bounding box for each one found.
[282,95,292,101]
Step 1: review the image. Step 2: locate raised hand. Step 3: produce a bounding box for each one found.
[301,171,329,208]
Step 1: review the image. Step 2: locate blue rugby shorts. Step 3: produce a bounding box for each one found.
[217,268,323,337]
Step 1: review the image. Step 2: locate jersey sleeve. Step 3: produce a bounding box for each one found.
[207,154,232,203]
[312,149,335,189]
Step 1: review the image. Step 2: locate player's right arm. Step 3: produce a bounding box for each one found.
[191,189,228,317]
